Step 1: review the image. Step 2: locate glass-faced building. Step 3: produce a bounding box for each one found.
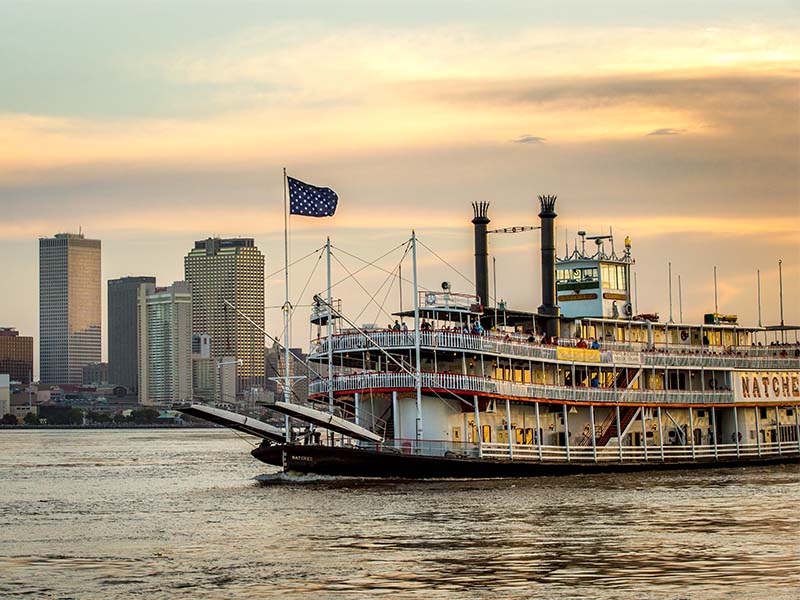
[108,276,156,393]
[184,238,265,392]
[39,233,101,385]
[137,282,193,405]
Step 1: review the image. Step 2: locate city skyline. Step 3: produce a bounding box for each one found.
[1,2,798,377]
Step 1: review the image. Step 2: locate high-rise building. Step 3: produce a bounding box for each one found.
[265,342,309,404]
[137,282,192,405]
[108,276,156,392]
[0,328,34,384]
[184,238,265,391]
[191,334,236,404]
[82,362,108,386]
[39,233,101,385]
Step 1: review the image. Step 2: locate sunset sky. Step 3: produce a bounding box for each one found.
[1,1,798,369]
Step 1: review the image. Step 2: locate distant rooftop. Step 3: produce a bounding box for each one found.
[193,237,255,251]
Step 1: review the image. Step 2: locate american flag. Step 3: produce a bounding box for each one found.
[287,176,338,217]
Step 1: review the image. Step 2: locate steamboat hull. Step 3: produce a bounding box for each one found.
[252,444,799,479]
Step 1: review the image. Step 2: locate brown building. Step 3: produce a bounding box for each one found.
[0,328,34,384]
[82,362,109,386]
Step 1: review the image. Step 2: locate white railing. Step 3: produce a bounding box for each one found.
[479,441,800,462]
[309,371,736,405]
[311,330,800,370]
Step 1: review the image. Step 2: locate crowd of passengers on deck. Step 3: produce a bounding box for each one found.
[356,319,800,357]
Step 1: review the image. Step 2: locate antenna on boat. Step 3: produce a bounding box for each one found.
[757,269,762,327]
[778,259,784,325]
[668,261,674,323]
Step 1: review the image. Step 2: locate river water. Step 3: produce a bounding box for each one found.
[0,429,798,599]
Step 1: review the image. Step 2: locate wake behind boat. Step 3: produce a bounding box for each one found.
[181,194,800,478]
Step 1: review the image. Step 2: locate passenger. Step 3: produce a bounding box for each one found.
[576,338,588,349]
[401,322,409,332]
[393,320,401,331]
[591,375,600,388]
[590,338,600,350]
[420,320,431,331]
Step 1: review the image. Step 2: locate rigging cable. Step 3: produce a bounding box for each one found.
[417,238,475,289]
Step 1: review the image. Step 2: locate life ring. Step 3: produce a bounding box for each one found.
[680,331,689,341]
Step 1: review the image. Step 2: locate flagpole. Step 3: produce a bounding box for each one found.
[326,237,334,421]
[411,231,422,450]
[282,168,291,442]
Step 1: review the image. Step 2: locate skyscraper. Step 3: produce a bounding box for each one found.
[184,238,265,391]
[137,282,193,405]
[108,276,156,392]
[39,233,101,385]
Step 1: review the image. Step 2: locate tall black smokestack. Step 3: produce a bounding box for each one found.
[471,201,490,306]
[537,195,560,338]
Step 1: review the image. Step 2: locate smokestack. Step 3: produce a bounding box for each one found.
[537,195,560,338]
[471,202,490,306]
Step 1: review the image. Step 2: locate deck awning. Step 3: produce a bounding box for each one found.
[178,404,285,442]
[263,401,383,443]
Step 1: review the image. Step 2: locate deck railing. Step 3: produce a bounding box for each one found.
[308,371,736,405]
[478,441,799,462]
[336,437,799,462]
[311,330,799,370]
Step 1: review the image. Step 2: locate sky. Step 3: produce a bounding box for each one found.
[0,1,798,373]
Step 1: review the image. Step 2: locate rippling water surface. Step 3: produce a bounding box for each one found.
[1,429,798,599]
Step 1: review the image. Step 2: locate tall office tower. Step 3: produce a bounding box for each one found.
[39,233,101,385]
[137,282,193,405]
[0,328,34,384]
[108,276,156,393]
[184,238,265,392]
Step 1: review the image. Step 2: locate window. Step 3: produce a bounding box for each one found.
[557,267,599,284]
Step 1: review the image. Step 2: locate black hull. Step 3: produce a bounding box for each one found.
[251,444,800,479]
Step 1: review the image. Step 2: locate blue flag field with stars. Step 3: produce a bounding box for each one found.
[287,176,338,217]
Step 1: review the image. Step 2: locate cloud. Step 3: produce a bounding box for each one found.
[512,134,546,144]
[647,128,684,136]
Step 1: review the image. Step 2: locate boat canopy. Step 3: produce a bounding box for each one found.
[264,401,383,443]
[178,404,285,443]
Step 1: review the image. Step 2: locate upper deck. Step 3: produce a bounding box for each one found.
[310,328,800,371]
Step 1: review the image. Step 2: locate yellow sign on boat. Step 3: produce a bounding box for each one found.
[557,347,601,363]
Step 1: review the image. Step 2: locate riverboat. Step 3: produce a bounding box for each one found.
[181,196,800,477]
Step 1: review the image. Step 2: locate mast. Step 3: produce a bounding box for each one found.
[282,168,291,442]
[326,237,334,417]
[411,231,423,447]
